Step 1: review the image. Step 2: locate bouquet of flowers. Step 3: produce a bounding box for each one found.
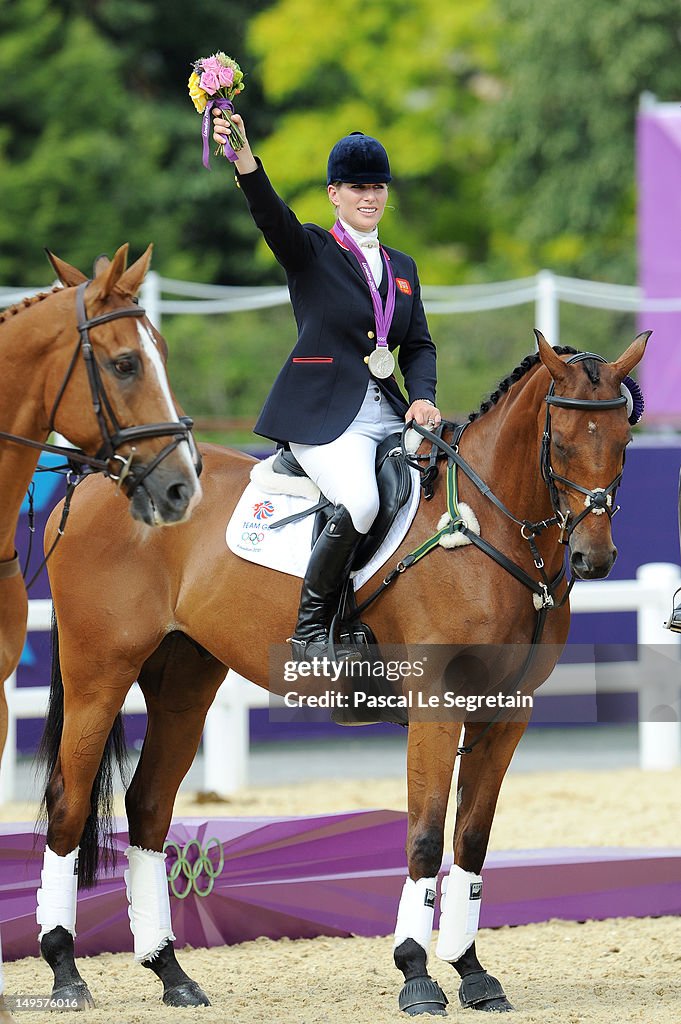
[188,52,245,168]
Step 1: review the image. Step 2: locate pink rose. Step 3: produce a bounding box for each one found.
[199,70,220,95]
[216,65,234,87]
[201,56,223,74]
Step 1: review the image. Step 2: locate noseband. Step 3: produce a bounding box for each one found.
[541,352,627,542]
[0,280,199,491]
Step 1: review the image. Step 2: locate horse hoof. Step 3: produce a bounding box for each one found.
[51,981,96,1011]
[399,977,448,1016]
[470,997,514,1012]
[162,981,211,1007]
[459,971,513,1012]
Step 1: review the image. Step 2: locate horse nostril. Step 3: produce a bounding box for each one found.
[571,547,616,579]
[167,481,191,508]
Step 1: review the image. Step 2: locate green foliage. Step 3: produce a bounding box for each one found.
[247,0,499,283]
[165,305,297,419]
[0,0,675,439]
[0,0,271,284]
[483,0,681,281]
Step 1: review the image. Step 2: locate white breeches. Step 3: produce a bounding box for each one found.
[290,382,405,534]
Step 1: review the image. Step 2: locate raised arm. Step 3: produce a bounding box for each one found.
[212,111,319,272]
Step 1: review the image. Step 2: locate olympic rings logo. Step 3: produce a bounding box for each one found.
[242,530,264,544]
[163,838,225,899]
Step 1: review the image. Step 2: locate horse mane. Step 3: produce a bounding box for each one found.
[0,286,63,327]
[468,346,602,421]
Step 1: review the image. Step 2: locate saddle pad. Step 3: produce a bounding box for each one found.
[226,467,421,590]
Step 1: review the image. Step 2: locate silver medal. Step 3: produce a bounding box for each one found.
[367,346,395,379]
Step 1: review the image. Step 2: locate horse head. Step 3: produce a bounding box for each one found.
[43,244,202,526]
[536,330,649,580]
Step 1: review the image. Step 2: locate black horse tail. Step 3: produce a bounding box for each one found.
[36,610,129,889]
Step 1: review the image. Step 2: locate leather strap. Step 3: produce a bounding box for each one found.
[0,553,21,579]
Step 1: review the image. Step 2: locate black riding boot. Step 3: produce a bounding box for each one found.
[289,504,364,661]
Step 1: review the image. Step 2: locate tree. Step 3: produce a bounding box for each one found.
[0,0,273,284]
[482,0,681,281]
[246,0,499,283]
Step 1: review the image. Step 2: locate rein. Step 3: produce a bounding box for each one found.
[354,352,630,753]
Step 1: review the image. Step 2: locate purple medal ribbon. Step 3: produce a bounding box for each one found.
[332,220,396,348]
[202,97,238,168]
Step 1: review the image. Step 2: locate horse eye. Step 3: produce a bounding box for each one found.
[112,355,139,378]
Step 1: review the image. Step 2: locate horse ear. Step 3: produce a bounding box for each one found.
[44,249,88,287]
[88,243,129,302]
[610,331,651,381]
[92,253,111,277]
[534,329,568,382]
[115,244,153,298]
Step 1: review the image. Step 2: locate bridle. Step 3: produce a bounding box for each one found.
[540,351,628,543]
[0,280,200,492]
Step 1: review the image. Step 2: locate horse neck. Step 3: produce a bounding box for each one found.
[462,364,552,523]
[0,291,72,560]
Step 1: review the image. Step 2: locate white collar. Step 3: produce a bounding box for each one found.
[338,218,379,249]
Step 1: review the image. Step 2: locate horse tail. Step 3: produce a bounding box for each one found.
[37,610,129,889]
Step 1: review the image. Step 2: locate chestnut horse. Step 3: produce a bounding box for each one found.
[37,332,646,1014]
[0,245,202,765]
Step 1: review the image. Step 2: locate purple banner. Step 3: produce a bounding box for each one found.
[637,103,681,421]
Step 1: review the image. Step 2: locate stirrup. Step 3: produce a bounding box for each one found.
[287,634,362,663]
[664,588,681,633]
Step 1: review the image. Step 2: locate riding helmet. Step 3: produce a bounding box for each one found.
[327,132,392,184]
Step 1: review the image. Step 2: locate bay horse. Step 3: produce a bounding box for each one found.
[36,332,646,1014]
[0,244,202,766]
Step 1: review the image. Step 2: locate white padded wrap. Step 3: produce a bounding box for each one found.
[36,845,79,940]
[393,876,438,956]
[435,865,483,962]
[124,846,175,963]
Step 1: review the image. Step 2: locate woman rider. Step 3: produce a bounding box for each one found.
[213,111,441,661]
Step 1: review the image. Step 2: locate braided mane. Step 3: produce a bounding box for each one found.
[468,345,602,421]
[0,287,63,327]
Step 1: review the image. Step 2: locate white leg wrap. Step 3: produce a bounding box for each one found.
[435,864,483,962]
[124,846,175,963]
[393,876,438,957]
[36,846,79,941]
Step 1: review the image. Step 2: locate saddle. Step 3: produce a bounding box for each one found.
[272,432,413,571]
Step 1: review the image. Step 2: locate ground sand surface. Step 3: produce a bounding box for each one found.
[3,766,681,1024]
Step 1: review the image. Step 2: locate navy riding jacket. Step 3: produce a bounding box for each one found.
[236,160,437,446]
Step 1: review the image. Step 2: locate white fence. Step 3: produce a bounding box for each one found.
[2,562,680,805]
[6,268,681,346]
[139,270,681,347]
